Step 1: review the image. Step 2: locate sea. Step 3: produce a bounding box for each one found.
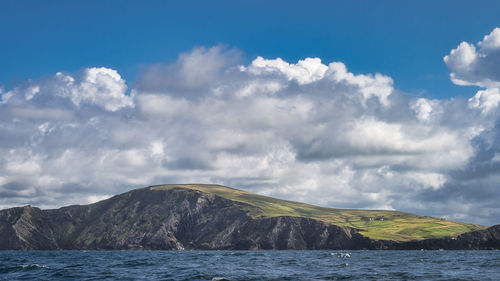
[0,250,499,280]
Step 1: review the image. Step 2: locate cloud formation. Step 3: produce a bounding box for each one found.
[444,27,500,89]
[2,29,500,225]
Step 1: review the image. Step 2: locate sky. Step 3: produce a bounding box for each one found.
[1,1,500,225]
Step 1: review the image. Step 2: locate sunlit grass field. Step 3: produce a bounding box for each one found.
[151,184,485,242]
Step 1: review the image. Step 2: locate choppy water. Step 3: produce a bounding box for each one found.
[0,250,499,280]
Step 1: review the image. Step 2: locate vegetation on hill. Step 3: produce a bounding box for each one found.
[151,184,485,241]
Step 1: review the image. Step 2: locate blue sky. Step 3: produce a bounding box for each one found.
[1,1,500,225]
[2,0,499,98]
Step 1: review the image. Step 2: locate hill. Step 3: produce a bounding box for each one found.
[150,184,483,241]
[0,184,498,250]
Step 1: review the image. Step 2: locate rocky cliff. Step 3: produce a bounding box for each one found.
[0,186,498,250]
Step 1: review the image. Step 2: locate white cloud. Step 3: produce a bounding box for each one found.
[0,67,134,112]
[444,27,500,88]
[244,57,393,106]
[1,90,14,104]
[53,67,134,111]
[246,57,328,85]
[444,42,477,79]
[468,88,500,114]
[1,38,500,225]
[25,86,40,101]
[411,98,442,122]
[478,27,500,50]
[86,194,111,204]
[150,141,165,157]
[326,62,393,106]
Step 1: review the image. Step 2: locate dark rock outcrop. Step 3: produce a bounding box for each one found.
[0,206,58,250]
[390,224,500,250]
[0,187,499,250]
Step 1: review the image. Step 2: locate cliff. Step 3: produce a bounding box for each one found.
[0,185,498,250]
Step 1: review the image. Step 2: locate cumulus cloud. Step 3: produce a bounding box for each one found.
[52,67,133,111]
[469,88,500,114]
[245,57,329,85]
[444,27,500,88]
[2,35,500,225]
[135,45,242,96]
[1,67,133,112]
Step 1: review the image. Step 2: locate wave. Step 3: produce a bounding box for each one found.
[21,264,50,269]
[330,252,351,258]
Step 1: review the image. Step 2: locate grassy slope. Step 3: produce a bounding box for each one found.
[150,184,485,242]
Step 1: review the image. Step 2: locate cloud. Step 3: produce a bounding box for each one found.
[1,67,133,112]
[1,31,500,225]
[52,67,134,111]
[245,57,393,106]
[444,27,500,88]
[468,88,500,114]
[245,57,328,85]
[135,45,242,96]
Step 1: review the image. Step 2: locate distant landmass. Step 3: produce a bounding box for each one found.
[1,184,499,250]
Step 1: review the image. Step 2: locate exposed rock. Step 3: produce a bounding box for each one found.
[390,224,500,250]
[0,187,499,250]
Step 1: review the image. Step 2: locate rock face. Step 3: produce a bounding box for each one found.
[0,206,58,250]
[0,187,499,250]
[390,224,500,250]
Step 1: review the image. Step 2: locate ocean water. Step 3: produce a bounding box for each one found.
[0,250,499,280]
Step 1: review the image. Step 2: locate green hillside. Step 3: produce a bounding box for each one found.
[151,184,485,242]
